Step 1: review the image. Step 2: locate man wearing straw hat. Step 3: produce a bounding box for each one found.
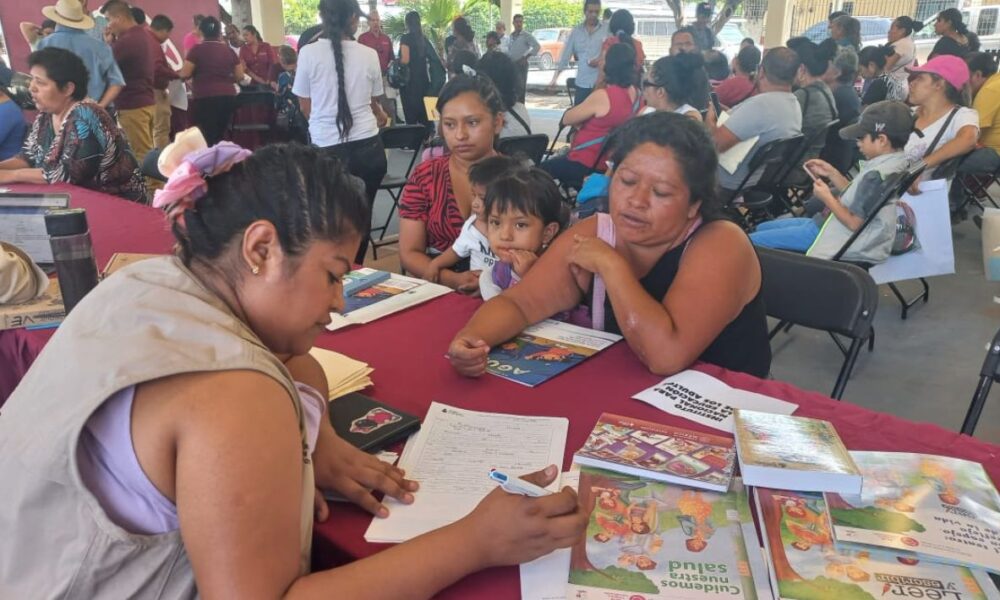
[37,0,123,109]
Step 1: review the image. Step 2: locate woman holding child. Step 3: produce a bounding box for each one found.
[0,139,586,596]
[399,75,505,293]
[449,112,772,378]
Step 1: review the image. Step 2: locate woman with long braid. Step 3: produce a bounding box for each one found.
[294,0,389,263]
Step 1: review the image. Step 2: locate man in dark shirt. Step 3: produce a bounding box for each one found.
[150,15,179,151]
[690,2,719,52]
[359,10,397,122]
[105,0,156,168]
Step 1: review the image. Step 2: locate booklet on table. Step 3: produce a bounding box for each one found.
[573,413,736,492]
[755,486,999,600]
[486,319,622,387]
[567,468,772,600]
[825,452,1000,574]
[326,274,450,331]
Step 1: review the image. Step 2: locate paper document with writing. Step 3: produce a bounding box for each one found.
[326,274,450,332]
[364,402,568,543]
[633,370,797,433]
[716,111,760,175]
[519,471,580,600]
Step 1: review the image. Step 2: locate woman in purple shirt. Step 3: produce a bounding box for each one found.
[179,16,245,144]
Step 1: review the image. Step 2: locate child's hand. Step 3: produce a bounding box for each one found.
[447,333,490,377]
[459,465,586,568]
[424,264,441,283]
[812,177,836,206]
[454,270,481,296]
[804,158,835,179]
[509,250,539,277]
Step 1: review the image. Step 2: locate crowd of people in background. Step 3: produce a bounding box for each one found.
[0,0,999,238]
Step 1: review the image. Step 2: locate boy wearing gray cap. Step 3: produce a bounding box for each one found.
[751,100,915,262]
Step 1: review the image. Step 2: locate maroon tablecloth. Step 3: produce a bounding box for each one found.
[3,183,999,599]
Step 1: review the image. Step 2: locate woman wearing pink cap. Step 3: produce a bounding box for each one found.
[904,54,978,179]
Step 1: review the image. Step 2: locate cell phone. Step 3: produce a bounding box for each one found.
[710,91,722,117]
[803,164,819,181]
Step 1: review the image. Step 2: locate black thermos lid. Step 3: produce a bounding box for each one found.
[45,208,89,237]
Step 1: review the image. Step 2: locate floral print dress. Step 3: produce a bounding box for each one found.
[19,100,147,204]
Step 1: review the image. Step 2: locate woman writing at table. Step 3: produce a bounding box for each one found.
[0,141,585,598]
[0,48,146,203]
[399,74,505,293]
[449,112,772,378]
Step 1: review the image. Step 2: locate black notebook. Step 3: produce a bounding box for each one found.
[328,392,421,452]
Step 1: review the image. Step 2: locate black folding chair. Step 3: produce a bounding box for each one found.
[369,124,425,259]
[496,134,550,166]
[961,326,1000,436]
[831,164,930,320]
[758,247,879,400]
[566,77,578,105]
[722,135,805,228]
[775,120,841,211]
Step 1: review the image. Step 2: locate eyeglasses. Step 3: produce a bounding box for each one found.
[642,79,662,89]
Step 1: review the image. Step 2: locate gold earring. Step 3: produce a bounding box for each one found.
[251,264,260,275]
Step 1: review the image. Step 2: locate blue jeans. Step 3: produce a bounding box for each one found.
[750,218,821,252]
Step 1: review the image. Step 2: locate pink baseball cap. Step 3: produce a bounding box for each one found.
[907,55,970,90]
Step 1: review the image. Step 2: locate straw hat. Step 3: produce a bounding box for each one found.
[41,0,96,31]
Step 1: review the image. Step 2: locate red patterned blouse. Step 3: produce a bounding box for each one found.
[399,156,466,253]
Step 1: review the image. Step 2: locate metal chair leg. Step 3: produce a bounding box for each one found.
[831,338,864,400]
[887,279,930,320]
[961,376,994,436]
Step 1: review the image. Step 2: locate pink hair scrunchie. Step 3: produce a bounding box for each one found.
[152,141,252,224]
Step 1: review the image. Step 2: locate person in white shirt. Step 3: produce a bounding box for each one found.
[294,0,390,264]
[904,55,979,184]
[885,16,924,101]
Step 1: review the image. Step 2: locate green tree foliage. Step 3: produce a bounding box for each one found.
[381,0,484,54]
[283,0,319,35]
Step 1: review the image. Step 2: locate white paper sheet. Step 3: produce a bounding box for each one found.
[632,369,797,433]
[717,110,760,175]
[518,470,580,600]
[869,179,956,284]
[364,402,568,543]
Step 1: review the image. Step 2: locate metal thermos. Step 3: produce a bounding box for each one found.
[45,208,99,314]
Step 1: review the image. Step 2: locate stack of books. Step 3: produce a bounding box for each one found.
[553,408,1000,600]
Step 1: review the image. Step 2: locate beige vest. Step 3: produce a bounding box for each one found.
[0,256,314,598]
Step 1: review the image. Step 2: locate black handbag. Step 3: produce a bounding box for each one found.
[387,60,409,89]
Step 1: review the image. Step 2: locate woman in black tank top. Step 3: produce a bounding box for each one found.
[448,112,772,379]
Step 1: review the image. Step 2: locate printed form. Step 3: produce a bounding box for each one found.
[365,402,568,543]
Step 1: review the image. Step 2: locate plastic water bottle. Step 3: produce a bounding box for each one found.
[45,208,99,314]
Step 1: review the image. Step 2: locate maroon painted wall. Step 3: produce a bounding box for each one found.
[1,0,217,71]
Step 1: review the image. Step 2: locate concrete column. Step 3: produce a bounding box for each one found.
[763,0,794,47]
[500,0,523,29]
[251,0,285,46]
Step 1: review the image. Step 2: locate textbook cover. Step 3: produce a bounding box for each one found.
[486,319,622,387]
[342,268,391,297]
[567,467,769,600]
[574,413,735,492]
[825,452,1000,574]
[327,274,450,331]
[734,410,861,495]
[755,487,999,600]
